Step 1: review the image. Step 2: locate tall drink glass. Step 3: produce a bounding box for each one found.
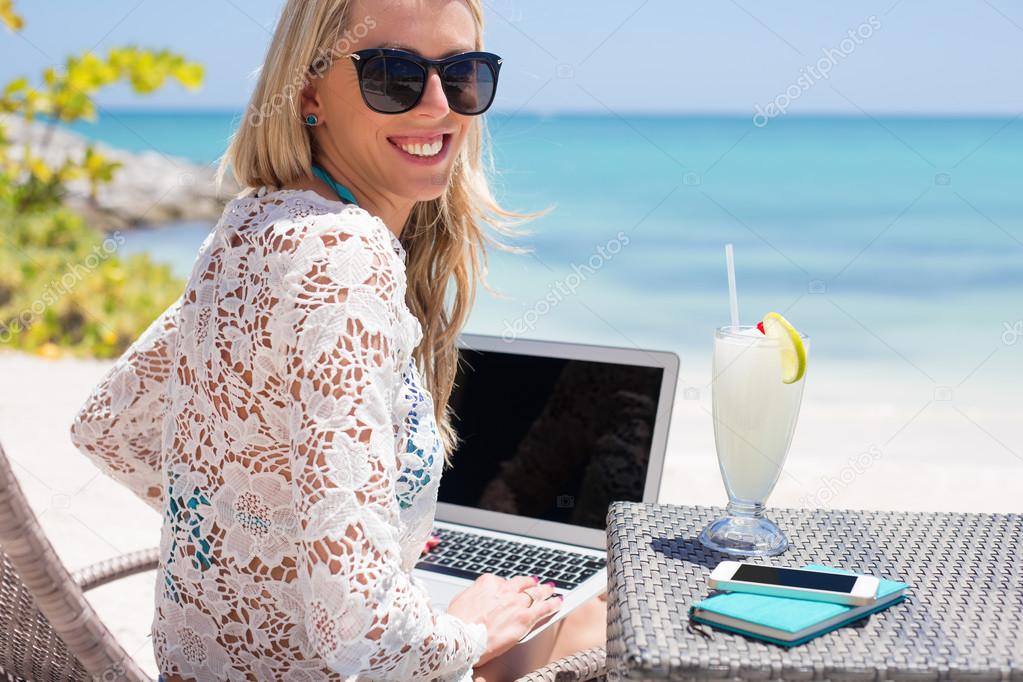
[699,324,809,556]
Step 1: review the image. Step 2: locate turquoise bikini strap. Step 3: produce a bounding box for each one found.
[311,163,359,206]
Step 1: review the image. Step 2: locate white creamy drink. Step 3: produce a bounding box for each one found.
[712,326,808,504]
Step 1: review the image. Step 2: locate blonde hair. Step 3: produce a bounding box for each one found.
[216,0,541,465]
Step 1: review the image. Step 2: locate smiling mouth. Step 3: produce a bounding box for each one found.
[387,133,451,159]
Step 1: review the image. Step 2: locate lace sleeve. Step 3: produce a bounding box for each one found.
[283,219,487,681]
[69,295,182,514]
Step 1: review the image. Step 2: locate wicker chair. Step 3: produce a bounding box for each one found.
[0,441,157,681]
[0,441,605,681]
[515,646,606,681]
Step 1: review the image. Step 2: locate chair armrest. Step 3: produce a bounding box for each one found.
[514,646,606,681]
[71,547,159,592]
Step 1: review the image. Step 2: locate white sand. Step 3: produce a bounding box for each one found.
[1,349,1020,677]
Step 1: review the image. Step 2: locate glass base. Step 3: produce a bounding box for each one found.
[698,507,788,557]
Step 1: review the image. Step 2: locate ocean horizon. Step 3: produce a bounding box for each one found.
[61,110,1023,391]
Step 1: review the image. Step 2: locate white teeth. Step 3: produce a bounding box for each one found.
[398,138,443,157]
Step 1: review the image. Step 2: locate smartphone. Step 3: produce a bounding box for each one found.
[707,561,880,606]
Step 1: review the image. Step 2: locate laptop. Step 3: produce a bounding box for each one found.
[413,333,679,642]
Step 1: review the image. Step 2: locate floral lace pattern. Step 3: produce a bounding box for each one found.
[70,189,487,681]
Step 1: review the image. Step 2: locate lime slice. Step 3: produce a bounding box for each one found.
[761,312,806,384]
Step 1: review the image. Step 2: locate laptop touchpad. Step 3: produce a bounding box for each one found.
[419,573,466,611]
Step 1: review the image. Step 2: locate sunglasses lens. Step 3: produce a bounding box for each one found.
[361,55,425,113]
[441,59,496,115]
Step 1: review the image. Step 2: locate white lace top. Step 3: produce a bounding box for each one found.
[69,189,488,681]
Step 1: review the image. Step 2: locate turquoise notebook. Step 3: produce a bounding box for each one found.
[689,564,909,647]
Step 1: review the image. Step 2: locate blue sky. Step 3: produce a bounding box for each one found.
[2,0,1022,115]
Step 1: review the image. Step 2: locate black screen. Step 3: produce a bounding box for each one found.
[732,565,858,593]
[438,348,664,530]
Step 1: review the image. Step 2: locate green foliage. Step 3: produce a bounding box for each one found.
[17,46,205,123]
[0,0,195,358]
[0,2,203,212]
[0,196,183,358]
[1,42,204,124]
[0,0,22,31]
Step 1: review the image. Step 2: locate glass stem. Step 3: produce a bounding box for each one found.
[726,500,767,519]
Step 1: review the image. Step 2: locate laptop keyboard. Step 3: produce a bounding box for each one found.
[415,527,606,591]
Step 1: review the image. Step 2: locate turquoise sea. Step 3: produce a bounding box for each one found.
[67,111,1023,386]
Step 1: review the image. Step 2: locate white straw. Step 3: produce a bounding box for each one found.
[725,243,739,331]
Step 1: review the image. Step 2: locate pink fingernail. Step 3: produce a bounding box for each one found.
[543,581,556,587]
[531,575,541,583]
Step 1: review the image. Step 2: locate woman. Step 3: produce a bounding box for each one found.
[69,0,605,680]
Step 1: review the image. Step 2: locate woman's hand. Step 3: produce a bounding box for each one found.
[447,574,562,666]
[421,533,441,556]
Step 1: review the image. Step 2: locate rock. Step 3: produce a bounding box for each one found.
[1,115,240,230]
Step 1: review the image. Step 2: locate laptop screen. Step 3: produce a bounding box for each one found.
[438,347,664,531]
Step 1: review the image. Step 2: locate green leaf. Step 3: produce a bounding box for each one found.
[173,62,204,90]
[1,0,24,31]
[3,77,28,97]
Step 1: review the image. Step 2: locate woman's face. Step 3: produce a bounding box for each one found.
[308,0,478,203]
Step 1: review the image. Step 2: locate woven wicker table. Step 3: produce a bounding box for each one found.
[605,502,1023,681]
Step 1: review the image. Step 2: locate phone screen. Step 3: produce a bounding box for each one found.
[732,565,858,593]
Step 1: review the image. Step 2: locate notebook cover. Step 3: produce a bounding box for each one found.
[689,564,909,647]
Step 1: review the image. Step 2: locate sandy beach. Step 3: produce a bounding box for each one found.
[1,348,1020,677]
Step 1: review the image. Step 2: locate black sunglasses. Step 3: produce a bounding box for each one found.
[348,48,502,116]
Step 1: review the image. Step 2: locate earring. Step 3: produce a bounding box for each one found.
[305,114,318,126]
